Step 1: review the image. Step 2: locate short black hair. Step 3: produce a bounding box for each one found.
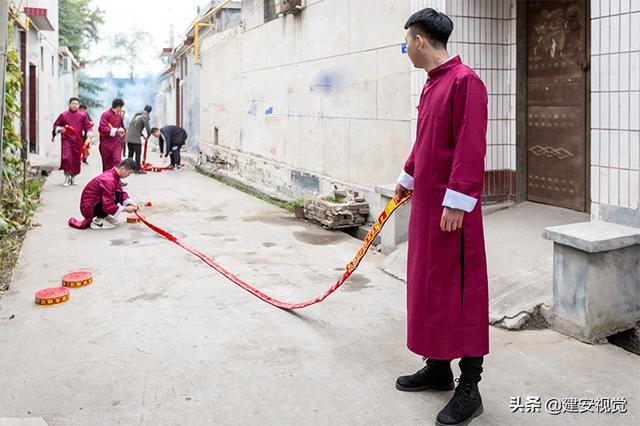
[404,8,453,48]
[79,104,87,110]
[69,97,80,104]
[112,98,125,108]
[117,158,138,171]
[144,105,152,113]
[150,127,159,134]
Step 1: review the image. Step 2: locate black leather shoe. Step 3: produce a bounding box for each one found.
[396,359,455,392]
[435,378,484,425]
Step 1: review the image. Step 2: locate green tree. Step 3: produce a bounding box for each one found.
[58,0,104,59]
[58,0,105,107]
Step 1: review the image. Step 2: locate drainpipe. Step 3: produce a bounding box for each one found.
[193,0,232,65]
[0,0,10,194]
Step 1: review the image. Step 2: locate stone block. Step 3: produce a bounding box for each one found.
[543,221,640,343]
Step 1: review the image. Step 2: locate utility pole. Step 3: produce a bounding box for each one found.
[0,0,9,194]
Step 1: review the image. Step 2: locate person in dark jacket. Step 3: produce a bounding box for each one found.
[151,125,187,170]
[126,105,152,170]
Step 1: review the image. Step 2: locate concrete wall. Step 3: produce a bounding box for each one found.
[198,0,412,199]
[590,0,640,226]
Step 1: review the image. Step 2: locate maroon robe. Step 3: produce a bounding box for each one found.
[403,56,489,359]
[52,110,93,176]
[68,168,130,229]
[98,109,124,171]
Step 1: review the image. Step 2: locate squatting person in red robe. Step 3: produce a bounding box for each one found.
[52,97,94,186]
[98,98,126,172]
[68,158,139,230]
[394,8,489,426]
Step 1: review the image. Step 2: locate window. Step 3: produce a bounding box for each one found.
[214,127,219,145]
[51,55,54,76]
[264,0,277,23]
[40,47,44,70]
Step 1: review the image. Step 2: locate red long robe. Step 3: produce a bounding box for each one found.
[98,109,124,171]
[52,110,93,176]
[402,56,489,359]
[68,168,130,229]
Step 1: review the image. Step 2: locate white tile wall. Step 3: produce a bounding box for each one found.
[433,0,516,172]
[592,5,640,212]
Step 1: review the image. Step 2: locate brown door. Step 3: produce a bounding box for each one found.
[526,1,589,211]
[175,78,181,127]
[20,31,27,150]
[28,63,38,154]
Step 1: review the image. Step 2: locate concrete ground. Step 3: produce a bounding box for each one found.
[1,156,638,425]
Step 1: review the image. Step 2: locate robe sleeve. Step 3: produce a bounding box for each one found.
[100,183,120,216]
[444,74,488,212]
[53,113,65,137]
[98,112,112,137]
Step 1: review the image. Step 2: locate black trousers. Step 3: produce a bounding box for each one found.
[169,143,182,167]
[431,356,484,384]
[93,192,123,218]
[127,143,142,167]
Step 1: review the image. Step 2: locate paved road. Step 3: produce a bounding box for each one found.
[1,158,638,425]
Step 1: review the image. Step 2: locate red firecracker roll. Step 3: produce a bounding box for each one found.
[35,287,70,306]
[62,271,93,288]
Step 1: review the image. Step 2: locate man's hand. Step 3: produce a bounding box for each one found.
[441,207,464,232]
[117,128,125,137]
[123,205,138,214]
[60,127,66,134]
[395,183,410,202]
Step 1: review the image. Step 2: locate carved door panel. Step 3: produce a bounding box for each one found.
[527,1,588,211]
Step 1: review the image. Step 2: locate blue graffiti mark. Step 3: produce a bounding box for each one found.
[401,42,408,54]
[248,101,257,116]
[265,106,273,115]
[309,71,341,94]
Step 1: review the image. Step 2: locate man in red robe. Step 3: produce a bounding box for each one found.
[79,104,94,165]
[68,159,139,230]
[52,97,94,186]
[394,8,489,426]
[98,98,126,172]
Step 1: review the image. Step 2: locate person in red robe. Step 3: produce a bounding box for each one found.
[98,98,126,172]
[394,9,489,426]
[68,158,139,230]
[52,97,94,186]
[79,104,94,165]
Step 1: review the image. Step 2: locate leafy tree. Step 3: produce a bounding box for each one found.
[58,0,105,107]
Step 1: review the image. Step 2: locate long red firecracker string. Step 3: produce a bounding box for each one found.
[136,192,412,310]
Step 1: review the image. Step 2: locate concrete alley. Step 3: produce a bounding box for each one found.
[1,159,638,425]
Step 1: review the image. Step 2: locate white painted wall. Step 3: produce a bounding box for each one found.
[22,0,60,166]
[197,0,412,198]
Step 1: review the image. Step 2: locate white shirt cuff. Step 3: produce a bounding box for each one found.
[56,126,63,133]
[442,188,478,213]
[110,128,117,137]
[115,204,125,217]
[123,199,132,206]
[85,131,94,138]
[397,170,414,190]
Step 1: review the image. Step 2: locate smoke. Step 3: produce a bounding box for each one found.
[87,75,160,125]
